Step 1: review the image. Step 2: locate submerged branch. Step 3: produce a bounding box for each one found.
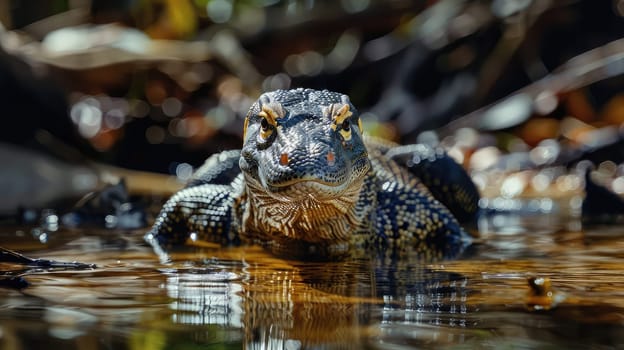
[0,246,96,269]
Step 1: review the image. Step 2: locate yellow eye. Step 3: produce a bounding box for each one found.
[341,119,351,131]
[258,105,278,140]
[259,117,273,139]
[261,118,270,130]
[339,120,352,141]
[329,103,354,141]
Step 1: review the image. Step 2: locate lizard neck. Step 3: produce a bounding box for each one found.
[240,175,367,246]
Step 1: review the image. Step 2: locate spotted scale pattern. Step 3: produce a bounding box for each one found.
[148,180,242,247]
[386,144,480,223]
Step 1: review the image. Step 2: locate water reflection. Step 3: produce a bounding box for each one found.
[2,219,624,349]
[157,250,475,349]
[164,266,243,328]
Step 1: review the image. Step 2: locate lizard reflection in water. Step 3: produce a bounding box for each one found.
[148,88,479,259]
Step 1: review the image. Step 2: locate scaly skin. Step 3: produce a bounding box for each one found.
[147,89,479,259]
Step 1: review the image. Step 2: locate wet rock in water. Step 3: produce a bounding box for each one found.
[582,170,624,223]
[0,276,29,290]
[526,276,566,311]
[62,179,148,229]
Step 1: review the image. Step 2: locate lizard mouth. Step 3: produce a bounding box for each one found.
[261,154,370,193]
[245,173,362,203]
[266,178,351,199]
[269,178,344,189]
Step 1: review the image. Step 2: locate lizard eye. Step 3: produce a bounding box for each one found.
[329,103,354,142]
[260,118,270,131]
[339,121,352,141]
[341,119,351,131]
[258,116,275,140]
[258,105,279,140]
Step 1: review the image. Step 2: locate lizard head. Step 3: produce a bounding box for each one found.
[240,88,371,202]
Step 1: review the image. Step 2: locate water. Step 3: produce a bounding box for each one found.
[1,208,624,349]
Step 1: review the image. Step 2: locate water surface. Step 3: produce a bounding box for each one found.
[1,206,624,349]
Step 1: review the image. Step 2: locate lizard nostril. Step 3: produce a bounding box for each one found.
[326,151,335,166]
[279,153,289,166]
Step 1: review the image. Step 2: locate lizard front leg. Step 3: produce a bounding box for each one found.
[374,180,472,258]
[147,183,241,248]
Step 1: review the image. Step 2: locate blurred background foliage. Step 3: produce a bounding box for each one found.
[1,0,624,216]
